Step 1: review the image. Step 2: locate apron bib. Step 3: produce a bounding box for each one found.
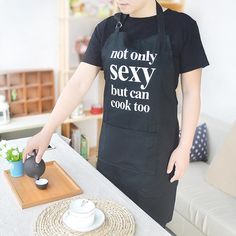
[97,1,180,227]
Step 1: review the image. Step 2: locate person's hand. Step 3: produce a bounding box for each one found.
[166,145,190,183]
[22,129,53,164]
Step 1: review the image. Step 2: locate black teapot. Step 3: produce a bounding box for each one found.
[24,150,46,180]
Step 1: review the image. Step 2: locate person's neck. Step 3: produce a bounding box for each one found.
[129,0,157,18]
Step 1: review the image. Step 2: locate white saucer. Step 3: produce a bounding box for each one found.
[62,208,105,232]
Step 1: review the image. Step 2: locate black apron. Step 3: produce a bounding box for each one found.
[97,1,180,227]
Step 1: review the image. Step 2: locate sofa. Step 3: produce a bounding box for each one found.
[166,112,236,236]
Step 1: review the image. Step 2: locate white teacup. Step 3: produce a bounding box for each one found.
[67,199,96,228]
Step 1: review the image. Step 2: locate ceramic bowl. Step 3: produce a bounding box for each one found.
[35,178,48,190]
[67,199,96,228]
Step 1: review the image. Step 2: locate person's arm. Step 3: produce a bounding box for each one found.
[179,68,201,149]
[23,62,101,163]
[42,62,100,134]
[167,68,202,182]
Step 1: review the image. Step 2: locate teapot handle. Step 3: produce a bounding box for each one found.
[33,149,38,156]
[29,149,38,158]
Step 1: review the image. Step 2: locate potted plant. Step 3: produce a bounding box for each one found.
[0,140,24,177]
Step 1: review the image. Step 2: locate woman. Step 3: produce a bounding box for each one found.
[23,0,209,229]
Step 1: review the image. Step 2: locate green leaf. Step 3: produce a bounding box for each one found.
[19,152,23,160]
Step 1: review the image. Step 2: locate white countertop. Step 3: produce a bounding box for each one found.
[0,133,170,236]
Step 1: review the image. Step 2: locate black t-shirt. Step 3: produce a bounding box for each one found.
[82,8,210,75]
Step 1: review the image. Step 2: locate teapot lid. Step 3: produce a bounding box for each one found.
[69,199,95,214]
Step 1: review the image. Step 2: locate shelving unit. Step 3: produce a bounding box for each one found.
[58,1,115,160]
[0,69,55,117]
[58,1,116,93]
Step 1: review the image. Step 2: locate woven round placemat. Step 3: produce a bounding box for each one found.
[34,196,135,236]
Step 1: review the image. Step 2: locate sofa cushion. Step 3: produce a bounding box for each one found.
[177,112,231,164]
[189,123,208,162]
[175,162,236,236]
[179,122,208,162]
[205,120,236,197]
[196,114,231,164]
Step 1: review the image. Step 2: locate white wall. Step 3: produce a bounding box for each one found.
[0,0,60,140]
[0,0,100,147]
[0,0,58,71]
[0,0,57,138]
[184,0,236,124]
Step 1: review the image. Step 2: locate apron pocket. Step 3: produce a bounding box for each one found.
[98,122,160,175]
[138,173,168,198]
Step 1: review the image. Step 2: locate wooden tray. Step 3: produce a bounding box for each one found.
[4,161,83,209]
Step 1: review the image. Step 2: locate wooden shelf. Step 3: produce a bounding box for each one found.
[58,0,112,166]
[41,96,54,101]
[65,110,103,123]
[26,83,40,88]
[25,72,39,85]
[7,73,24,87]
[9,102,26,117]
[61,110,103,142]
[9,85,25,89]
[10,99,26,104]
[0,69,55,117]
[41,82,53,86]
[26,98,40,103]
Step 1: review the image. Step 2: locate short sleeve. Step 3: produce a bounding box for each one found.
[81,24,102,68]
[179,19,210,73]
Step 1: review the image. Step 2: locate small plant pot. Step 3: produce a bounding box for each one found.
[9,159,24,177]
[35,178,48,190]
